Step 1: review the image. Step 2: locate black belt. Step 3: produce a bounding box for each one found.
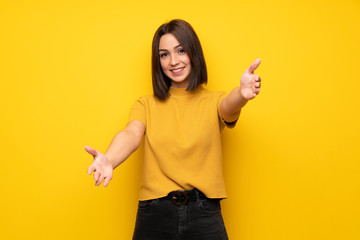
[164,188,207,206]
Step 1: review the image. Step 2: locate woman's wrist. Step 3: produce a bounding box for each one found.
[104,153,116,170]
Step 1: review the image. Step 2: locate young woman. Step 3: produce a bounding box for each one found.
[85,19,261,240]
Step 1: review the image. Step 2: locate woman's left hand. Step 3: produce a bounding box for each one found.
[240,58,262,100]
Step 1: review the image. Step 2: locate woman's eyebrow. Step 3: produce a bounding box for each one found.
[159,44,182,52]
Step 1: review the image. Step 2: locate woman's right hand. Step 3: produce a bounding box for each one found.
[85,146,113,187]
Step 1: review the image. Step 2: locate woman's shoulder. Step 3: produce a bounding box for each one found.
[134,94,156,102]
[132,94,163,108]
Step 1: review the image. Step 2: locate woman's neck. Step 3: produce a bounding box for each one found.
[170,79,190,88]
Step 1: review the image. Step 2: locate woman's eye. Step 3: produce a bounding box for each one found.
[160,53,168,58]
[178,49,185,54]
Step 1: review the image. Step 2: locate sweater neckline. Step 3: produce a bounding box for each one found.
[169,85,204,97]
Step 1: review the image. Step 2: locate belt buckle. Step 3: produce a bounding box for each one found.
[171,190,188,205]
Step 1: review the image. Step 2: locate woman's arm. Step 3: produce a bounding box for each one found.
[220,58,262,122]
[85,120,145,187]
[105,120,145,169]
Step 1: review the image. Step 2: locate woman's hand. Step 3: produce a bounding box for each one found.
[240,58,262,100]
[85,146,113,187]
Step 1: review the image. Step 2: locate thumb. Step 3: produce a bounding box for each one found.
[246,58,261,74]
[84,145,99,158]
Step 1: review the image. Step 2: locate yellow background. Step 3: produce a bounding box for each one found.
[1,0,359,239]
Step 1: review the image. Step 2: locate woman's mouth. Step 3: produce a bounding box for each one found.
[170,67,185,75]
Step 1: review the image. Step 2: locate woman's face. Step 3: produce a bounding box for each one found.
[159,33,191,88]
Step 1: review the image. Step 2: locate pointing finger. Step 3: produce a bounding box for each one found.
[246,58,261,74]
[94,170,101,183]
[87,164,96,175]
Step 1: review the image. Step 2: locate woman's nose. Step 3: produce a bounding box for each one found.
[170,54,179,65]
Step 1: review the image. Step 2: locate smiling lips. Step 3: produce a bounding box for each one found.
[170,67,185,75]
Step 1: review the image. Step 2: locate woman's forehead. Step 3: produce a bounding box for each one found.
[159,33,181,50]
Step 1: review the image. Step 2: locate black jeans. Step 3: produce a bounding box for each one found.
[132,189,228,240]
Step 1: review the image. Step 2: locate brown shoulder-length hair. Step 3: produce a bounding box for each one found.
[152,19,207,100]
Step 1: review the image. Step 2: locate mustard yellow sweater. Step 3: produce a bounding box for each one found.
[128,85,236,200]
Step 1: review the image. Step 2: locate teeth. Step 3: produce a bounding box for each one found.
[171,68,183,73]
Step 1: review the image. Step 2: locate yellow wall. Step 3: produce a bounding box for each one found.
[1,0,359,239]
